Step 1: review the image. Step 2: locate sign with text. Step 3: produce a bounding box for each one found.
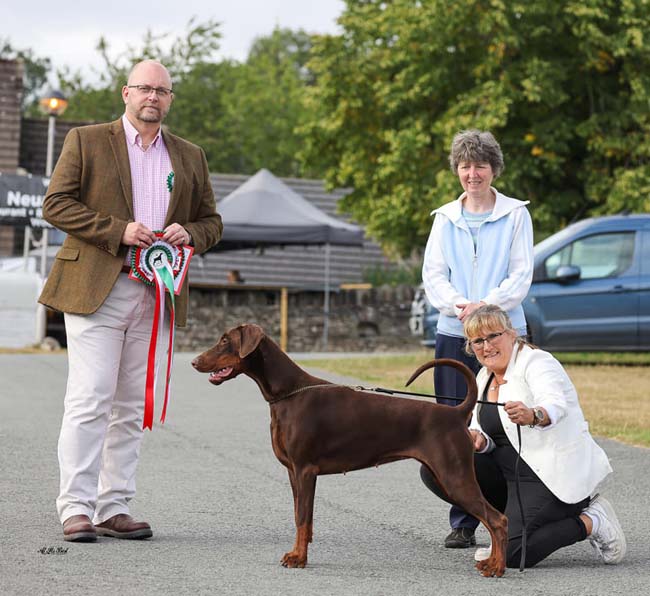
[0,173,52,228]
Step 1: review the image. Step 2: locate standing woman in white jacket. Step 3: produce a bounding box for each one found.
[420,305,626,568]
[421,130,534,548]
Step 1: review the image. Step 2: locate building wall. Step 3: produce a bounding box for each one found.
[0,59,24,254]
[0,59,22,173]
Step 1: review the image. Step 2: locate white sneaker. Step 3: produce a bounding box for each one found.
[584,495,627,564]
[474,545,492,562]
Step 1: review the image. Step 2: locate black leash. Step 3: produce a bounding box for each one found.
[514,424,527,572]
[270,383,507,406]
[366,386,506,407]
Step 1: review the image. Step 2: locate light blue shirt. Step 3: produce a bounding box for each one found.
[462,208,492,248]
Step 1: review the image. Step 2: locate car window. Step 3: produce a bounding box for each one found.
[544,232,635,280]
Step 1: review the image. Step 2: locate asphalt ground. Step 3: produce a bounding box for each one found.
[0,352,647,596]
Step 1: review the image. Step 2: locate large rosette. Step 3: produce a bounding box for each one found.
[126,233,194,429]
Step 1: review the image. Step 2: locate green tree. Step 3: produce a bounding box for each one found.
[219,27,317,176]
[58,18,223,124]
[301,0,650,257]
[54,22,317,176]
[56,19,247,171]
[165,59,244,172]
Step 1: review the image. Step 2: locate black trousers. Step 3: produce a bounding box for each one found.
[420,452,590,568]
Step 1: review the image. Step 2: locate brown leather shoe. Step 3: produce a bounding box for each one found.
[95,514,153,539]
[63,514,97,542]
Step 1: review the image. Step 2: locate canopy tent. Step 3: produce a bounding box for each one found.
[214,168,364,248]
[211,168,364,347]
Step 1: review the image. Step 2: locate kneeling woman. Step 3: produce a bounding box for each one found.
[421,304,626,568]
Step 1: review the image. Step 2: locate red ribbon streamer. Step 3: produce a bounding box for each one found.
[143,272,163,430]
[143,262,176,430]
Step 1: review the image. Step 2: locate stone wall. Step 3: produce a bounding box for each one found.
[176,285,422,353]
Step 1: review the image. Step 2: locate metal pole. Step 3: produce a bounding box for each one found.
[34,115,56,344]
[322,243,331,349]
[41,115,55,278]
[46,115,55,177]
[280,287,288,352]
[22,226,32,271]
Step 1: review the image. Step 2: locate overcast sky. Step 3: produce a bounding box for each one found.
[4,0,345,82]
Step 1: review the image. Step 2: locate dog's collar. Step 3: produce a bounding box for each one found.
[268,383,334,404]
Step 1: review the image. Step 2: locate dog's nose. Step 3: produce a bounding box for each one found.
[191,357,201,369]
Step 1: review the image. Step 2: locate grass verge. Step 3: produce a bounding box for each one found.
[296,351,650,448]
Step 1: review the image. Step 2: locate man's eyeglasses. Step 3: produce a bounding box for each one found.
[469,331,505,349]
[127,85,173,97]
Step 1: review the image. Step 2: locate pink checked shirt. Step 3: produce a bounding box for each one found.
[122,114,173,232]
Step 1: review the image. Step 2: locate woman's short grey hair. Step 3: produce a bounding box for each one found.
[449,130,505,177]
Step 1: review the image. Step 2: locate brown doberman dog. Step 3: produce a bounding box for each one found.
[192,324,507,577]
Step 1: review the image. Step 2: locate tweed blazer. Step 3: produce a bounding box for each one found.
[38,118,222,326]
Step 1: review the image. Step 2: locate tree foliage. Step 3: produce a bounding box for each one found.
[53,21,314,177]
[7,4,650,258]
[57,18,223,123]
[219,28,317,176]
[301,0,650,256]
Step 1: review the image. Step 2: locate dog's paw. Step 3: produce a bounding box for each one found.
[475,557,505,578]
[281,551,307,568]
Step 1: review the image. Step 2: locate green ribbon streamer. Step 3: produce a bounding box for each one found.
[158,265,176,308]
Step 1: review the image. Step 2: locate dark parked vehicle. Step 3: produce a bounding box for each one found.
[414,214,650,351]
[523,214,649,351]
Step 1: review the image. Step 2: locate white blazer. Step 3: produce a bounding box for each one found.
[469,344,612,504]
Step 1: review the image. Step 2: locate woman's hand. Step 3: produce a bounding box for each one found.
[469,429,487,451]
[504,401,535,426]
[456,301,486,321]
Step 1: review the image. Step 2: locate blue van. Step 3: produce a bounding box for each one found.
[523,214,649,351]
[414,214,650,351]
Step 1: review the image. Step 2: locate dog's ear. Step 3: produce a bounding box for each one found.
[238,324,264,358]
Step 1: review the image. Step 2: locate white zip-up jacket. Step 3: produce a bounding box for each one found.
[422,188,534,337]
[470,344,612,504]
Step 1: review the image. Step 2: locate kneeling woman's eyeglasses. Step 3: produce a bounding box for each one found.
[469,331,505,349]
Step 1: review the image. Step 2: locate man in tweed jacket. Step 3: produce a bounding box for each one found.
[39,60,222,542]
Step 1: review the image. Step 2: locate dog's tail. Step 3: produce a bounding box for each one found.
[405,358,478,421]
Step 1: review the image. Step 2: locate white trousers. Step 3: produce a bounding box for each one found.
[56,273,169,524]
